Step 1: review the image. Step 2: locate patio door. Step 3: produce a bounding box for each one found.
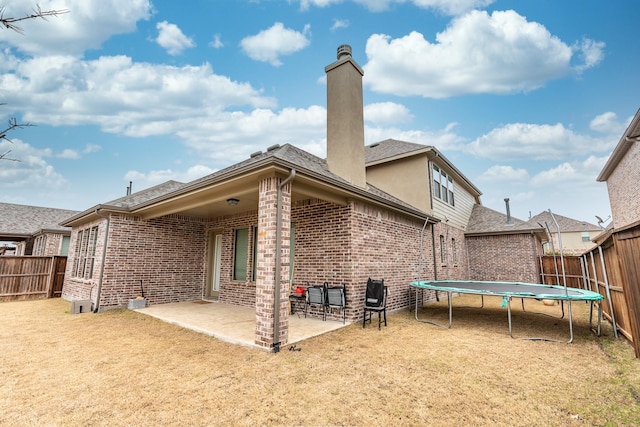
[207,232,222,299]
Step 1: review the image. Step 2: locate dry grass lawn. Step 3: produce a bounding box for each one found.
[1,295,640,426]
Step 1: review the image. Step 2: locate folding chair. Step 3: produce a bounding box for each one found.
[363,278,387,329]
[305,284,327,321]
[326,283,347,324]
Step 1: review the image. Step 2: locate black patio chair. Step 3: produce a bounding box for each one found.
[305,283,327,321]
[363,278,387,329]
[325,283,347,324]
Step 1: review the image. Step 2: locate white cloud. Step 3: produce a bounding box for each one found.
[124,164,216,189]
[299,0,495,15]
[531,155,608,188]
[0,0,152,56]
[477,165,529,183]
[363,10,602,98]
[0,53,276,135]
[57,149,81,159]
[240,23,311,66]
[573,38,605,72]
[155,21,195,56]
[464,122,611,161]
[364,102,413,125]
[209,34,224,49]
[331,19,350,31]
[0,138,67,189]
[589,111,627,135]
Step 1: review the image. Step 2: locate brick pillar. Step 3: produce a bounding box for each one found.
[255,174,291,350]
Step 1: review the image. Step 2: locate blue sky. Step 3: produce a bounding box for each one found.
[0,0,638,225]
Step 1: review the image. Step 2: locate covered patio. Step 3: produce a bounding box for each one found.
[135,300,349,350]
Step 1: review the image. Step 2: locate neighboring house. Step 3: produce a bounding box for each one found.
[529,211,602,255]
[465,203,545,282]
[60,45,543,350]
[597,108,640,230]
[0,202,79,256]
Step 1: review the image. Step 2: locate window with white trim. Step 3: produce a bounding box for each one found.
[72,226,98,279]
[433,165,455,207]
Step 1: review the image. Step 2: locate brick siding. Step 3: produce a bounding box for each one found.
[606,141,640,229]
[466,234,541,282]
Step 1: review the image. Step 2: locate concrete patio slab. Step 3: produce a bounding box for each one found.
[135,300,349,350]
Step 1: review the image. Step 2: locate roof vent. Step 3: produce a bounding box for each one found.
[370,142,379,148]
[250,151,262,158]
[267,144,280,152]
[337,44,352,60]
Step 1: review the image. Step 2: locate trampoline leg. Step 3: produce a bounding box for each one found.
[414,288,452,329]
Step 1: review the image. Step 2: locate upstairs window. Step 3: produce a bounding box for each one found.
[581,232,590,243]
[433,164,455,207]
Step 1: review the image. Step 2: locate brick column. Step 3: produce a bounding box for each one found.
[255,174,291,350]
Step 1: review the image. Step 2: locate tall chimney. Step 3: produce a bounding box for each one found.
[324,44,366,188]
[504,198,513,225]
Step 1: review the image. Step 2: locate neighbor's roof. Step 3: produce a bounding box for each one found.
[364,138,482,197]
[528,211,601,233]
[64,143,437,225]
[597,107,640,181]
[0,202,80,240]
[465,204,543,236]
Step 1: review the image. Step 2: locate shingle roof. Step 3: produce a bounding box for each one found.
[103,180,187,208]
[466,204,541,235]
[0,203,80,238]
[74,143,432,220]
[527,211,600,232]
[365,138,431,164]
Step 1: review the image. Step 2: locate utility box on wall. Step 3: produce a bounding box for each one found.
[128,298,147,310]
[70,300,92,314]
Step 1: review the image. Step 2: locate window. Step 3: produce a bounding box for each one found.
[433,165,441,199]
[440,234,446,264]
[581,232,590,243]
[451,238,457,264]
[233,228,249,281]
[433,164,455,206]
[72,226,98,279]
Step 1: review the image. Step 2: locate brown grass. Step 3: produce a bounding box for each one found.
[1,295,639,426]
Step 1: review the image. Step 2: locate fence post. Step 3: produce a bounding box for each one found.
[46,256,55,298]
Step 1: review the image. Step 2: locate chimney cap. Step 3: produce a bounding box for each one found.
[337,44,352,60]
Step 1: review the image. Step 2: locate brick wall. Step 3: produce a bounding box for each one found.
[290,199,443,322]
[466,233,541,282]
[62,218,106,304]
[606,141,640,229]
[63,214,207,310]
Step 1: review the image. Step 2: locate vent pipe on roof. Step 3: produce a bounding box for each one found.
[504,198,513,225]
[126,181,132,196]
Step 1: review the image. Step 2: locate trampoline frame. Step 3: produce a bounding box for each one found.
[411,280,604,343]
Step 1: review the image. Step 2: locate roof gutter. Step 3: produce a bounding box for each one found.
[273,169,296,353]
[93,208,110,313]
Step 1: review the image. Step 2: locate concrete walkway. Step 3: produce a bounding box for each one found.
[135,300,349,350]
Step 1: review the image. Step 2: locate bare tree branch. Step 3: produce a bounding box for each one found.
[0,117,34,141]
[0,149,20,162]
[0,4,69,34]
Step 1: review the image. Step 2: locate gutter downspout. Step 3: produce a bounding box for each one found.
[93,208,110,313]
[273,169,296,353]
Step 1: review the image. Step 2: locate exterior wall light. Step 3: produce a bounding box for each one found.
[226,198,239,206]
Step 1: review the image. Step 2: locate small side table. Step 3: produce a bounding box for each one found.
[289,293,306,317]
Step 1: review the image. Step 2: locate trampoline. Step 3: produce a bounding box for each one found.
[411,280,604,343]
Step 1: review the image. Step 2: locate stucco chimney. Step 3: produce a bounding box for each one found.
[325,44,366,188]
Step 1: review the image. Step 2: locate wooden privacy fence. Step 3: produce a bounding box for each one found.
[0,256,67,302]
[539,222,640,358]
